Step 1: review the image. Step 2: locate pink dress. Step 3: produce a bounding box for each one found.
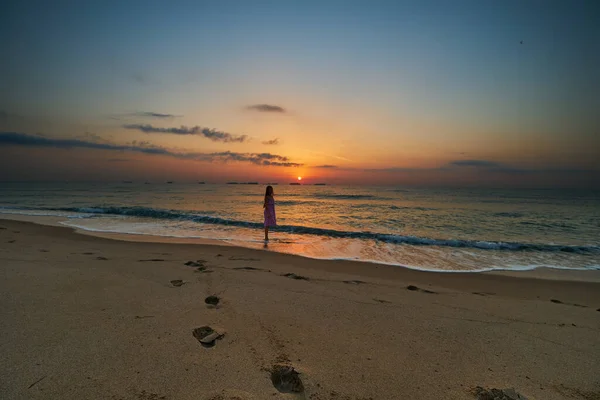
[264,196,277,227]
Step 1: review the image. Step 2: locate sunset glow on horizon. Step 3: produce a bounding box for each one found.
[0,1,598,188]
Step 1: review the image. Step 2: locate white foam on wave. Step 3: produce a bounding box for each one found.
[57,220,600,273]
[60,220,240,242]
[0,208,91,219]
[3,206,596,274]
[305,256,600,273]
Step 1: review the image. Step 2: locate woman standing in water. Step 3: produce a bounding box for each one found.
[263,185,276,241]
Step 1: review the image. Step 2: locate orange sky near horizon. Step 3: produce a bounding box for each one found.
[1,2,599,187]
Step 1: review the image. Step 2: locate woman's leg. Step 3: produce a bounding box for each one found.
[264,226,269,240]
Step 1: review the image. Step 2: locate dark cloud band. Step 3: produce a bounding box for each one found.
[134,112,177,118]
[247,104,286,113]
[262,138,279,145]
[123,124,248,143]
[0,132,301,167]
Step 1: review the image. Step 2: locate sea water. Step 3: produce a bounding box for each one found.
[1,182,599,272]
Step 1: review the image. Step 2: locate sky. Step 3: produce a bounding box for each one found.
[1,0,599,187]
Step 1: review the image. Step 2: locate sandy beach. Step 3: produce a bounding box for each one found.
[1,218,599,400]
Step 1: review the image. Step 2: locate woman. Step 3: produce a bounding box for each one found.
[263,185,276,241]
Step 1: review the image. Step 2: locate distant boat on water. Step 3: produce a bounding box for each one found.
[266,183,279,185]
[289,182,301,185]
[227,182,239,184]
[166,181,173,184]
[314,183,327,186]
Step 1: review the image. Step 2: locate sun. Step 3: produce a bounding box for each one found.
[297,176,302,181]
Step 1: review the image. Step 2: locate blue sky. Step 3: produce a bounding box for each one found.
[1,0,598,186]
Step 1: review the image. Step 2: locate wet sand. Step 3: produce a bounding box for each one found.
[1,218,599,399]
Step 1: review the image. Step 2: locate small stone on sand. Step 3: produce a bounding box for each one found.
[200,331,222,344]
[205,295,220,306]
[192,326,224,347]
[406,285,419,291]
[170,280,184,287]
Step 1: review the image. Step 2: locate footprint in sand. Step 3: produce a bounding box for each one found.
[282,273,309,281]
[551,299,588,308]
[39,249,49,253]
[270,365,304,394]
[406,285,437,294]
[185,260,205,267]
[170,280,185,287]
[343,280,366,285]
[205,295,220,306]
[7,240,16,243]
[234,266,266,271]
[82,252,95,255]
[471,386,528,400]
[96,256,108,260]
[192,326,225,348]
[138,258,165,262]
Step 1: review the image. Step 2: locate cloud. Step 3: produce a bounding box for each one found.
[363,167,426,173]
[0,132,302,167]
[447,159,526,174]
[314,165,338,169]
[448,160,503,168]
[262,138,279,145]
[123,124,248,143]
[246,104,286,113]
[133,112,178,119]
[76,132,113,144]
[365,160,598,177]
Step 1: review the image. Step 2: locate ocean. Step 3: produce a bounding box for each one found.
[1,182,599,273]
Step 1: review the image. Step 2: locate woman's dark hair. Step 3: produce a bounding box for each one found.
[263,185,273,207]
[264,185,274,205]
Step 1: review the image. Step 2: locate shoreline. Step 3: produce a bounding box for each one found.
[2,214,600,283]
[1,218,600,399]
